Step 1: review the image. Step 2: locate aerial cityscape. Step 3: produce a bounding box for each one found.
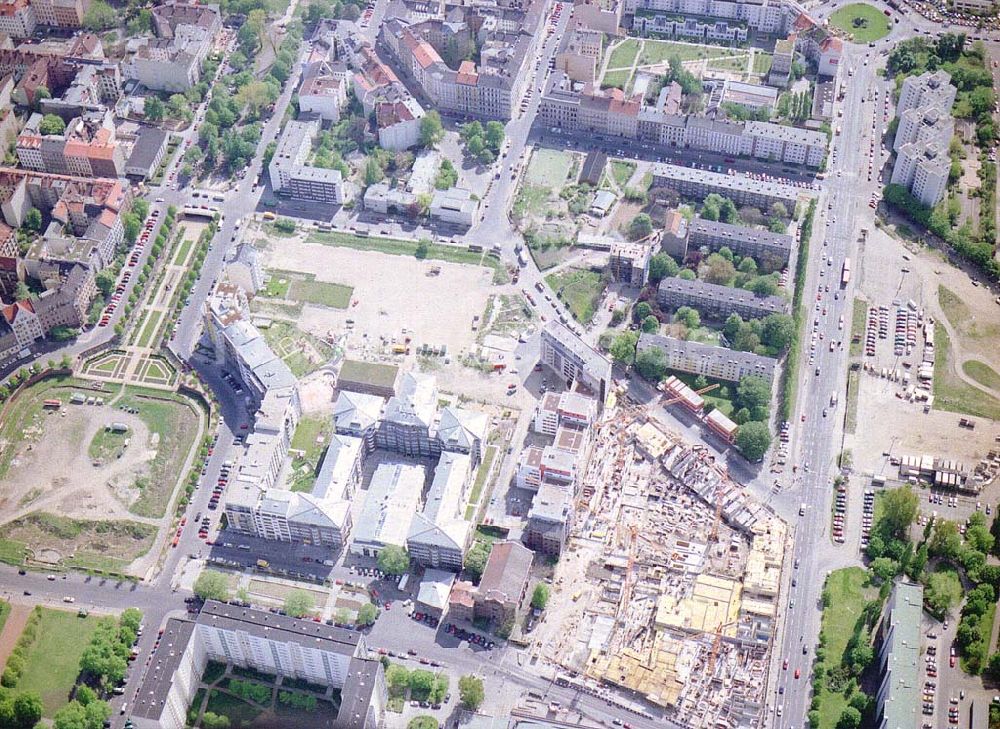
[0,0,998,728]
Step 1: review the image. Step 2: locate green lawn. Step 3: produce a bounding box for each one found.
[172,236,195,266]
[933,325,1000,421]
[546,268,605,324]
[289,416,333,493]
[849,298,867,357]
[816,568,876,729]
[963,360,1000,392]
[87,427,130,461]
[16,608,102,716]
[0,539,27,566]
[526,149,574,188]
[752,52,773,75]
[0,600,9,637]
[289,279,353,309]
[465,445,498,520]
[262,271,293,299]
[686,326,721,347]
[639,39,739,64]
[205,689,263,728]
[308,231,499,270]
[135,310,163,349]
[600,69,630,90]
[609,160,636,188]
[828,3,891,42]
[607,39,640,68]
[845,369,860,434]
[707,55,749,73]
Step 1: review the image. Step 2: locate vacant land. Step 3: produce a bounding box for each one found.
[261,270,353,309]
[525,148,575,189]
[88,427,130,462]
[934,325,1000,421]
[116,389,200,518]
[546,268,605,324]
[261,320,336,378]
[288,416,333,493]
[15,607,102,716]
[828,3,890,42]
[815,568,875,729]
[963,360,1000,391]
[307,230,499,270]
[3,513,156,572]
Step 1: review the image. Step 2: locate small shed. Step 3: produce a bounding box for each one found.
[580,150,607,186]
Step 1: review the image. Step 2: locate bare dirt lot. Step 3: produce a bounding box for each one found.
[261,236,494,361]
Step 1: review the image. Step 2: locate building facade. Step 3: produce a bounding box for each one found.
[637,332,778,383]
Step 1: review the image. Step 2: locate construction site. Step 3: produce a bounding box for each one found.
[531,401,787,728]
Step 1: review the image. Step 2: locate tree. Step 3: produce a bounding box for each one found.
[634,347,668,382]
[648,253,679,284]
[967,522,995,554]
[12,692,43,728]
[409,669,435,696]
[925,570,963,617]
[83,0,116,30]
[193,570,230,602]
[420,111,444,147]
[24,208,42,232]
[531,583,550,610]
[409,717,439,729]
[986,652,1000,681]
[627,213,653,240]
[641,315,659,333]
[39,114,66,136]
[357,602,379,626]
[14,281,31,301]
[284,590,315,618]
[458,675,485,710]
[746,275,779,297]
[145,96,165,122]
[76,685,97,706]
[122,212,141,244]
[870,557,899,582]
[609,331,638,364]
[678,268,696,281]
[484,121,505,153]
[836,706,862,729]
[461,121,484,142]
[634,302,652,320]
[675,306,700,329]
[201,712,232,729]
[386,664,410,693]
[701,253,736,285]
[735,422,771,462]
[761,314,795,351]
[467,136,485,158]
[53,701,88,729]
[880,486,919,539]
[736,375,771,411]
[464,541,491,580]
[377,545,410,575]
[364,156,385,186]
[415,240,429,259]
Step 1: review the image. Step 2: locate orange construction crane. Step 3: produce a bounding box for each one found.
[709,488,723,542]
[707,619,739,674]
[661,383,720,409]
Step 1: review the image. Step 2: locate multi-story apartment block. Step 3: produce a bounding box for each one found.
[656,276,788,320]
[873,582,922,729]
[540,320,612,404]
[540,73,827,168]
[897,70,956,116]
[768,36,794,86]
[131,601,387,729]
[0,0,36,38]
[379,0,544,121]
[686,217,793,267]
[555,22,603,83]
[893,104,954,153]
[1,298,42,347]
[32,262,95,330]
[0,318,20,361]
[269,119,347,204]
[650,162,801,210]
[351,461,426,559]
[299,60,350,121]
[30,0,87,27]
[524,482,573,556]
[637,332,778,383]
[533,390,598,436]
[891,139,949,207]
[333,390,385,445]
[17,111,125,178]
[626,0,790,33]
[124,2,220,91]
[406,451,473,570]
[632,13,749,43]
[374,371,440,458]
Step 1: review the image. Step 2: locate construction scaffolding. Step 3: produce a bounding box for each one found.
[535,404,787,729]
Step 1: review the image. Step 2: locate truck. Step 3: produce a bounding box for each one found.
[516,248,528,267]
[830,392,838,407]
[256,559,269,569]
[840,258,851,288]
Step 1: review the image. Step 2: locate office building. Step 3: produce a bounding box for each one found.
[124,126,169,179]
[686,217,793,267]
[637,332,778,384]
[351,461,426,559]
[608,240,651,287]
[429,187,479,227]
[130,601,386,729]
[407,451,474,570]
[540,320,612,404]
[473,541,533,626]
[269,119,348,205]
[874,582,922,729]
[523,482,573,557]
[656,277,787,320]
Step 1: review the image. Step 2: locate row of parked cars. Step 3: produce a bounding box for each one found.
[100,210,160,327]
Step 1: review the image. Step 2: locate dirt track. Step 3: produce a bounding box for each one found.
[0,604,31,666]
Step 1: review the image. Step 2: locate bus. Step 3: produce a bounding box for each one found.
[840,258,851,287]
[183,205,218,220]
[43,399,61,409]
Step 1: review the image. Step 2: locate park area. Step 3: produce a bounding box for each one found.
[827,3,891,42]
[545,268,605,324]
[600,37,768,91]
[0,376,199,572]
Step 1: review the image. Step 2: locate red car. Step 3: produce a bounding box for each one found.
[794,669,800,679]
